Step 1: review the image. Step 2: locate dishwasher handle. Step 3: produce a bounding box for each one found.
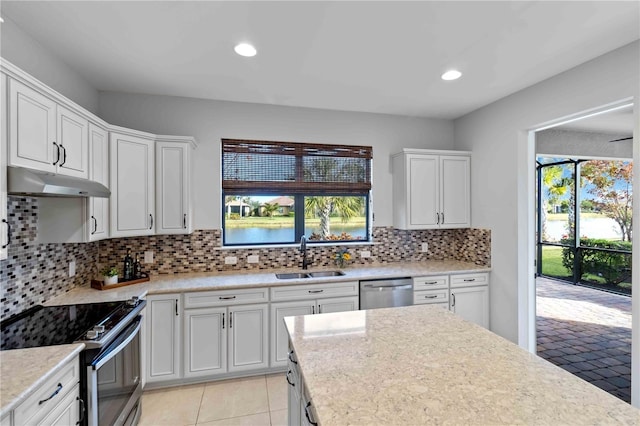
[362,283,413,291]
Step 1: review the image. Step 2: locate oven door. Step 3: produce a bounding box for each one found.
[86,316,143,426]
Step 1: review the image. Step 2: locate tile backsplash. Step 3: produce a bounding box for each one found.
[1,196,490,320]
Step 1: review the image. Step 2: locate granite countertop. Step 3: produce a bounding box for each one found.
[285,305,640,425]
[0,344,84,417]
[45,260,490,306]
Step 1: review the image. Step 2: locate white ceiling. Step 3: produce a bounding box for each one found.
[1,1,638,119]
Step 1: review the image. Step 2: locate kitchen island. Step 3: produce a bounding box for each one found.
[284,305,640,425]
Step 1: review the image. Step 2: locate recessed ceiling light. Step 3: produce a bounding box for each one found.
[441,70,462,81]
[234,43,257,57]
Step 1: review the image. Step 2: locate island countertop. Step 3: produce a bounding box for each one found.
[284,305,640,425]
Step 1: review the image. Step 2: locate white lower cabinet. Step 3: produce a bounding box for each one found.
[38,384,80,426]
[270,295,358,368]
[184,304,269,378]
[450,273,489,328]
[286,350,301,426]
[145,294,182,384]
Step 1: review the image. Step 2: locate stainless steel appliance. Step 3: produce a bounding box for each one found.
[1,297,146,426]
[359,277,413,309]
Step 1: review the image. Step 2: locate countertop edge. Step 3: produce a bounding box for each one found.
[0,343,85,417]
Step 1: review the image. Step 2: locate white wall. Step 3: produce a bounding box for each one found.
[98,93,454,228]
[0,16,99,113]
[454,41,639,344]
[537,128,632,159]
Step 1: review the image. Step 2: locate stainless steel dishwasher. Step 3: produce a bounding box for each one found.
[359,277,413,309]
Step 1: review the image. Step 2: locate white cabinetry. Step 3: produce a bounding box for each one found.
[392,149,470,229]
[413,275,449,306]
[183,289,269,378]
[110,132,155,237]
[1,73,8,261]
[88,123,109,241]
[270,281,359,368]
[155,138,193,235]
[145,294,182,384]
[8,79,88,178]
[450,273,489,328]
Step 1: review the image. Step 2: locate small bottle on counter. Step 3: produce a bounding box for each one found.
[123,249,133,280]
[133,256,142,279]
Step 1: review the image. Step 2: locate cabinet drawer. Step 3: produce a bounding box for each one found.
[413,289,449,305]
[413,275,448,290]
[271,281,358,302]
[184,287,269,308]
[14,357,79,426]
[450,273,489,288]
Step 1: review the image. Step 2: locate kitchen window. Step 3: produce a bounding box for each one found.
[222,139,372,246]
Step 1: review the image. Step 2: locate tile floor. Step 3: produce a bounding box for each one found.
[139,374,288,426]
[536,277,632,403]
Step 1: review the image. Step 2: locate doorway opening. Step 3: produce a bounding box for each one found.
[534,103,634,403]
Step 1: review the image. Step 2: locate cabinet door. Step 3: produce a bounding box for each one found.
[228,304,268,373]
[110,133,155,237]
[317,296,359,314]
[408,154,439,228]
[88,123,109,241]
[440,155,470,228]
[1,74,8,261]
[156,141,190,234]
[56,106,88,178]
[450,286,489,328]
[36,384,79,426]
[8,79,56,172]
[184,307,226,378]
[270,301,314,368]
[146,295,181,383]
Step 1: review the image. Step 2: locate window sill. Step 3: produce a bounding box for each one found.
[214,241,380,251]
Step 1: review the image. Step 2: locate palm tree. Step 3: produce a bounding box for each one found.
[305,196,363,239]
[262,202,280,217]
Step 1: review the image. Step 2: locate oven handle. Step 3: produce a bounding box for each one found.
[91,317,142,370]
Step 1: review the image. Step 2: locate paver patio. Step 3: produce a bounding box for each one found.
[536,276,632,403]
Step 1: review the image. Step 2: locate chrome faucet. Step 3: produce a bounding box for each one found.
[300,235,312,270]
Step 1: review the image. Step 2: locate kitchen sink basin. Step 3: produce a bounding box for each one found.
[308,270,345,278]
[275,272,310,279]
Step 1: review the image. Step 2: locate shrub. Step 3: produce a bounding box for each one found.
[227,213,241,220]
[561,238,632,285]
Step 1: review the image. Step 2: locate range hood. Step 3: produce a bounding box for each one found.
[7,166,110,198]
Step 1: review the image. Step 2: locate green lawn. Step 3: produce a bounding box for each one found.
[541,246,572,278]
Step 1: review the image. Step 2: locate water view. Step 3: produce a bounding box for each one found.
[225,224,367,245]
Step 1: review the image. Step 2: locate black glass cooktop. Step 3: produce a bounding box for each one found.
[1,301,125,350]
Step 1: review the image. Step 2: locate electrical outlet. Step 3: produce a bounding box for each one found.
[225,256,238,265]
[421,242,429,253]
[247,255,260,264]
[68,261,76,277]
[144,251,154,263]
[360,250,371,258]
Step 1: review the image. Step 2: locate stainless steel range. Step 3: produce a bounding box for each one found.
[1,297,146,426]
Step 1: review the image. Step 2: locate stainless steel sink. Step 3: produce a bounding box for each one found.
[275,272,310,279]
[308,270,345,278]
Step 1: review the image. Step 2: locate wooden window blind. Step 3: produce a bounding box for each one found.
[222,139,372,194]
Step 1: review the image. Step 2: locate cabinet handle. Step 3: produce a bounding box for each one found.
[183,213,187,229]
[318,304,322,314]
[424,295,438,299]
[219,296,236,300]
[91,216,97,235]
[38,383,63,405]
[60,145,67,166]
[463,278,476,282]
[308,289,323,294]
[452,293,456,307]
[1,219,10,249]
[312,305,315,314]
[441,212,444,223]
[149,214,154,230]
[229,312,233,328]
[175,299,178,316]
[52,142,60,165]
[286,370,295,387]
[436,212,440,224]
[76,397,86,424]
[425,281,438,285]
[222,313,225,329]
[288,351,297,364]
[305,402,318,426]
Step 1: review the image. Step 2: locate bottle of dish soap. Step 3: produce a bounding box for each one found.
[123,249,133,280]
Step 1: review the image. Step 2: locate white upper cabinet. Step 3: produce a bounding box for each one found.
[8,79,57,172]
[155,139,192,235]
[110,132,155,237]
[88,123,109,241]
[56,105,88,179]
[392,149,471,229]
